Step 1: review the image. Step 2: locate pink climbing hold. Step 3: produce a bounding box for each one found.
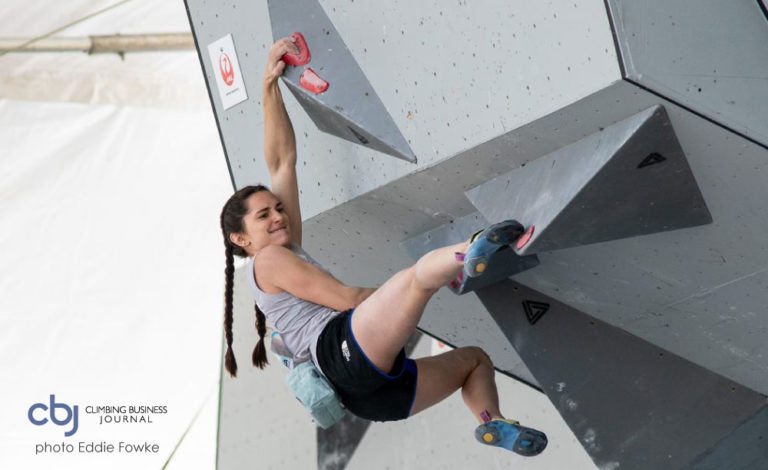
[516,225,535,251]
[282,32,311,66]
[300,68,329,94]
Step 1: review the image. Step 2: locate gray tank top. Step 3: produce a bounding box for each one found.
[246,243,339,371]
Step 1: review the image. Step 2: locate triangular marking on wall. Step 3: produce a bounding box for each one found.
[637,152,667,169]
[523,300,549,325]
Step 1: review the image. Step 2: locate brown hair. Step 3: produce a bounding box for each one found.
[219,185,270,376]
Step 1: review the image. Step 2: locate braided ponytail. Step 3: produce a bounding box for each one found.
[220,185,271,377]
[222,243,238,377]
[252,305,268,369]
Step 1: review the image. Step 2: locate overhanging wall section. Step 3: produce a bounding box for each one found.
[185,0,620,219]
[183,0,768,468]
[297,80,768,469]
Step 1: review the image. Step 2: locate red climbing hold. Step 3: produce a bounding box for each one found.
[516,225,535,251]
[300,68,329,94]
[282,32,311,66]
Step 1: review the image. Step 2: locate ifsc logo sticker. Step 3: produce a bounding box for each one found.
[28,394,79,436]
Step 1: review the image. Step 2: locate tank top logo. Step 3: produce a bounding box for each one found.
[341,340,351,362]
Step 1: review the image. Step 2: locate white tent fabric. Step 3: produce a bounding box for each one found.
[0,0,209,111]
[1,1,230,468]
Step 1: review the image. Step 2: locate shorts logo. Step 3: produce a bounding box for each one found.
[341,340,351,362]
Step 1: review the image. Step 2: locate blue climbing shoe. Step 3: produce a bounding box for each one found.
[475,419,548,457]
[463,220,525,278]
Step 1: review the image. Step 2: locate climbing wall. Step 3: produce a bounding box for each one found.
[605,0,768,146]
[185,0,768,468]
[266,0,415,162]
[184,0,619,219]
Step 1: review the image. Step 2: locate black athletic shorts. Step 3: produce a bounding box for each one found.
[315,309,418,422]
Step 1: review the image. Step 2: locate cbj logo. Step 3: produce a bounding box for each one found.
[28,394,79,436]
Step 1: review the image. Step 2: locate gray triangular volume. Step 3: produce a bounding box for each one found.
[465,105,712,255]
[476,280,767,470]
[283,81,410,161]
[268,0,416,163]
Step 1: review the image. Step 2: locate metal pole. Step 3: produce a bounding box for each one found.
[0,33,194,55]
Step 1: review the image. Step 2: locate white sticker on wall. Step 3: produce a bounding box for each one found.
[207,34,248,110]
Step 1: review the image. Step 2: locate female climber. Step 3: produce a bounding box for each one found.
[218,36,547,456]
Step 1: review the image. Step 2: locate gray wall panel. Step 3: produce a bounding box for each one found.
[476,279,767,470]
[685,406,768,470]
[211,78,768,466]
[510,82,768,395]
[188,0,620,222]
[606,0,768,147]
[298,80,768,399]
